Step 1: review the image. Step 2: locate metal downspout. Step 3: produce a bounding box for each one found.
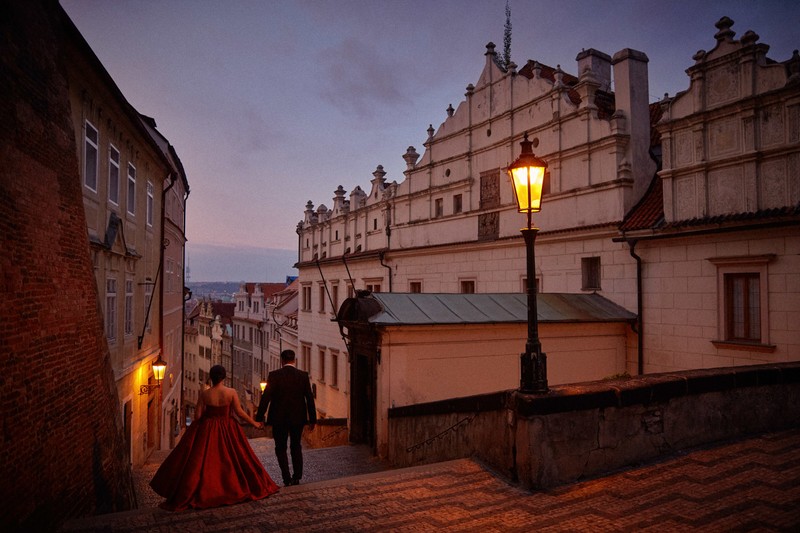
[179,186,190,431]
[628,239,644,375]
[379,251,392,293]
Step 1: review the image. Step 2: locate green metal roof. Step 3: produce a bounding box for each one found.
[362,292,636,326]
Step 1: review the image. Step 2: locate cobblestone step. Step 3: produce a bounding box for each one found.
[61,429,800,532]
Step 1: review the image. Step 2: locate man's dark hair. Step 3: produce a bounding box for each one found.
[209,364,226,385]
[280,349,296,363]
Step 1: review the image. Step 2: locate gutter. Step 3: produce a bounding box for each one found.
[627,240,644,375]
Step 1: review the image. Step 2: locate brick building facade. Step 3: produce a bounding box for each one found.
[0,1,135,529]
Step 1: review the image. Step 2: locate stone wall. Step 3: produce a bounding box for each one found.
[387,363,800,489]
[0,1,135,530]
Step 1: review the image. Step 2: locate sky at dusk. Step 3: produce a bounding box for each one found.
[60,0,799,282]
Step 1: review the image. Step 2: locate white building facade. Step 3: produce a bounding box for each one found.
[296,18,799,450]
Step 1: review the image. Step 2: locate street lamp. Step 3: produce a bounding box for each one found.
[139,355,167,395]
[507,132,549,393]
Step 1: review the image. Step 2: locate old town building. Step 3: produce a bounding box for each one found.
[65,12,188,463]
[231,283,286,412]
[297,18,799,455]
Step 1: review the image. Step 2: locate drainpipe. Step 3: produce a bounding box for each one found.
[159,173,177,449]
[379,251,392,293]
[381,202,393,293]
[179,185,190,431]
[628,239,644,375]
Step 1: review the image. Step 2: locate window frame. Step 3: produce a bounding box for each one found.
[84,120,99,192]
[146,180,154,226]
[127,163,137,216]
[453,194,463,214]
[105,276,117,341]
[709,255,774,350]
[330,350,339,388]
[434,198,444,218]
[459,279,476,294]
[124,277,134,336]
[581,256,601,291]
[108,144,120,205]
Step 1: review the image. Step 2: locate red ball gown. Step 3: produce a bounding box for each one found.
[150,403,279,511]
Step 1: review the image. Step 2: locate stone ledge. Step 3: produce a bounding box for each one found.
[388,362,800,420]
[515,362,800,417]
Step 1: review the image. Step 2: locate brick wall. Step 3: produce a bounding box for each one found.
[0,1,136,530]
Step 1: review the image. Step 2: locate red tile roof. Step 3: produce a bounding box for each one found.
[619,174,664,232]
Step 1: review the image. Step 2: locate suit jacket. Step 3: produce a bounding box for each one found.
[255,364,316,427]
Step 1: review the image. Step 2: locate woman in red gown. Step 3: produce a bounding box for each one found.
[150,365,279,511]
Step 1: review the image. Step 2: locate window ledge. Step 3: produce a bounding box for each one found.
[711,340,776,353]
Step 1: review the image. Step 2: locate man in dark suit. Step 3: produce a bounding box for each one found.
[256,349,317,486]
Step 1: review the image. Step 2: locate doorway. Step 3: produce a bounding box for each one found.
[349,349,376,448]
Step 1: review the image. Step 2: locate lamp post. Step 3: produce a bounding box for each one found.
[507,132,549,393]
[258,321,267,395]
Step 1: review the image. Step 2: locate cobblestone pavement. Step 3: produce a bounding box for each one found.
[62,428,800,532]
[132,439,391,509]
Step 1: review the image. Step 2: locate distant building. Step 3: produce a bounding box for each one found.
[231,282,286,412]
[266,279,300,375]
[65,11,188,462]
[297,18,799,455]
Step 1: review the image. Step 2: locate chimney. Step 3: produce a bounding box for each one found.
[612,48,655,207]
[576,48,612,92]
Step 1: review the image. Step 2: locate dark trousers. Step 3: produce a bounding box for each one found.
[272,423,304,483]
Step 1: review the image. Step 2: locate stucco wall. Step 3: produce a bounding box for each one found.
[636,229,800,373]
[376,321,633,456]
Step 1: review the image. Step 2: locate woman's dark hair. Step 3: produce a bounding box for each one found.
[209,365,226,385]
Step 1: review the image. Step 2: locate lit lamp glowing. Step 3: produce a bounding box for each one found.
[260,380,267,393]
[507,132,549,393]
[139,355,167,395]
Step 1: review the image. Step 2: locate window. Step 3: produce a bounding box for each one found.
[301,285,312,311]
[725,273,760,341]
[710,255,773,348]
[373,218,378,230]
[124,278,133,336]
[453,194,463,214]
[366,282,381,293]
[253,301,259,314]
[144,282,153,332]
[434,198,444,218]
[330,351,339,388]
[127,163,136,215]
[332,284,339,311]
[347,284,355,299]
[146,181,154,226]
[581,257,601,291]
[335,230,339,241]
[318,284,326,312]
[301,344,312,372]
[460,280,475,294]
[108,145,120,205]
[106,277,117,341]
[409,281,422,293]
[318,349,326,383]
[84,121,98,191]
